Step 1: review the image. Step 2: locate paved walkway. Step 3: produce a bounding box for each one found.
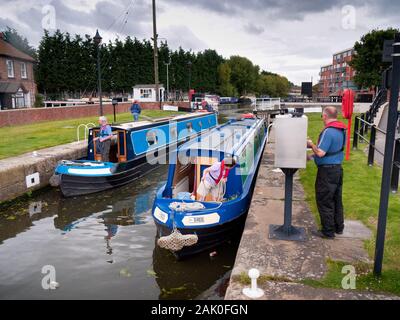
[225,133,398,300]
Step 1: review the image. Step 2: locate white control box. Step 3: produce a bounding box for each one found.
[274,116,308,169]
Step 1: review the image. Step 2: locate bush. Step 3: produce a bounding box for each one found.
[34,94,44,108]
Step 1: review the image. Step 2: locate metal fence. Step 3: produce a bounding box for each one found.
[254,98,281,111]
[353,115,400,193]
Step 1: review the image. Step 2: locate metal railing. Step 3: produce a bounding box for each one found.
[77,123,96,142]
[353,115,400,193]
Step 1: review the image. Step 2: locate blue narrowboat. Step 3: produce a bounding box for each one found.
[54,112,218,197]
[152,115,268,259]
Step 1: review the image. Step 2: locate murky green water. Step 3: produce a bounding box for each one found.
[0,109,249,300]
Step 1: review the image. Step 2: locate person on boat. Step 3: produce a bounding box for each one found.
[196,157,237,202]
[307,106,347,239]
[130,100,142,121]
[95,116,113,162]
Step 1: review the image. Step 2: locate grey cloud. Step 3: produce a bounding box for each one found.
[243,23,264,35]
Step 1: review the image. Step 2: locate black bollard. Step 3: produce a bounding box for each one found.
[269,168,307,241]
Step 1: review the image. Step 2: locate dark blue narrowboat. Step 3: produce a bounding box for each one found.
[54,112,218,197]
[152,115,268,259]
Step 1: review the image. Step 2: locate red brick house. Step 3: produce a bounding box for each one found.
[0,33,37,110]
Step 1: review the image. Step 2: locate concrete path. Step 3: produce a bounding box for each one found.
[0,141,86,202]
[225,136,398,300]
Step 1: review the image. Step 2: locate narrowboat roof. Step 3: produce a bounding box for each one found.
[94,112,214,131]
[179,118,260,155]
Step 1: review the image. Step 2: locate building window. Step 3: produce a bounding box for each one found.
[140,89,152,99]
[7,60,14,78]
[21,62,27,79]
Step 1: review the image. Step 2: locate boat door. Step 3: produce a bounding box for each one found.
[93,129,102,161]
[195,157,218,201]
[117,130,127,162]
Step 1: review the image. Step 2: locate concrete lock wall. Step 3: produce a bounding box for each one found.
[0,142,88,203]
[0,101,190,127]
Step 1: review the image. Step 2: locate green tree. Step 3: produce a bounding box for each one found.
[350,28,399,89]
[217,62,237,96]
[227,56,259,95]
[2,27,36,57]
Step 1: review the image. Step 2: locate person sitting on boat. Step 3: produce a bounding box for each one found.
[94,116,113,162]
[197,157,237,202]
[130,100,142,121]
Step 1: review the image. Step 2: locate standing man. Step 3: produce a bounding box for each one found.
[130,100,142,121]
[95,116,113,162]
[307,107,347,239]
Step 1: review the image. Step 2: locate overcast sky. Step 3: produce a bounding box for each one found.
[1,0,399,85]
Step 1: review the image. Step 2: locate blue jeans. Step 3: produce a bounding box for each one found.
[132,113,139,121]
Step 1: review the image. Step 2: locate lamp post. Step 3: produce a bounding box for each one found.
[94,29,103,116]
[159,38,170,102]
[188,61,192,91]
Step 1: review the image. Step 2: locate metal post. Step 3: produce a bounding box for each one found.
[269,168,307,241]
[359,113,365,139]
[391,139,400,193]
[365,112,369,134]
[368,125,376,166]
[152,0,160,105]
[353,116,359,149]
[374,33,400,276]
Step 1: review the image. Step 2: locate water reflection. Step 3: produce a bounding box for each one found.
[0,163,239,300]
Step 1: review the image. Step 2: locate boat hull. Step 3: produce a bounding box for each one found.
[155,211,247,260]
[59,156,158,197]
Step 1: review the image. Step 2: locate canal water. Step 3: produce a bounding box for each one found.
[0,108,250,300]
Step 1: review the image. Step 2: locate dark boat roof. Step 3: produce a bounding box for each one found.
[101,112,214,132]
[179,118,260,155]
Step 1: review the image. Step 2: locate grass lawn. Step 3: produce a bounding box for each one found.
[300,113,400,295]
[0,110,184,160]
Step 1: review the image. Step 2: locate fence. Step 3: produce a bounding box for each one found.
[353,115,400,193]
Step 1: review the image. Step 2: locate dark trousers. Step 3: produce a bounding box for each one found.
[315,165,344,237]
[97,140,111,162]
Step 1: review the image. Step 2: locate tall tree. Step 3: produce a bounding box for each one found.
[2,27,36,57]
[350,28,399,89]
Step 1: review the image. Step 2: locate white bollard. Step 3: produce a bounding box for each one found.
[242,268,264,299]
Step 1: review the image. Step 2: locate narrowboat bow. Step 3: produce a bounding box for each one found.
[152,115,268,259]
[54,112,218,197]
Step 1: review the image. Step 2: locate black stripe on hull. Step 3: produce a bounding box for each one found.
[155,212,247,260]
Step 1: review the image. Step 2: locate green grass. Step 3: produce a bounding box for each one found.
[302,260,400,295]
[299,113,400,295]
[0,110,184,159]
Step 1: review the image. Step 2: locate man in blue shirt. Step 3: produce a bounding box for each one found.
[130,100,141,121]
[307,107,347,239]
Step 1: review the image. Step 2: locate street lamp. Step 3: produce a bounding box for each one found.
[188,61,192,91]
[159,38,170,102]
[94,29,103,116]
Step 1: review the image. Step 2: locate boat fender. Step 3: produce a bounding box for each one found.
[49,174,61,187]
[157,229,198,252]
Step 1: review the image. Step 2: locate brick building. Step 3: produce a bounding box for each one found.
[318,48,371,101]
[0,33,37,110]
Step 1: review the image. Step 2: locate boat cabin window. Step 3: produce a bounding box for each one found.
[146,130,158,146]
[170,126,177,140]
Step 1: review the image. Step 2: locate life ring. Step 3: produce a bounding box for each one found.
[242,113,256,119]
